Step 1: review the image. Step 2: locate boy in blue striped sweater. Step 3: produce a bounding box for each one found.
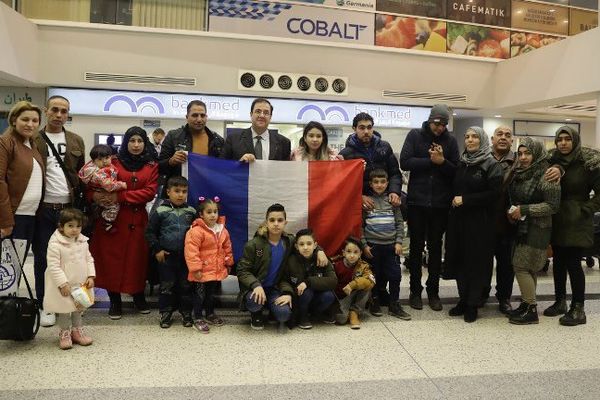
[362,169,410,320]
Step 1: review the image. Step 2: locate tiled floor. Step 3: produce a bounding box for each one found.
[2,260,600,400]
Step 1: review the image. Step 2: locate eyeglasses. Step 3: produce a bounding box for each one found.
[253,109,271,116]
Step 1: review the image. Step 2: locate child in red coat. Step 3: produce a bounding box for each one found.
[184,197,234,333]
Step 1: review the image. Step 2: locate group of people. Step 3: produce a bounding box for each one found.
[2,95,599,349]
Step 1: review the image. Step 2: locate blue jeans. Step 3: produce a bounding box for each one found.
[245,287,292,322]
[32,207,63,303]
[369,243,401,302]
[296,287,336,314]
[157,251,192,314]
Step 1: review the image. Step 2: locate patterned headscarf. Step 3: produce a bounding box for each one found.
[460,126,491,166]
[514,137,547,181]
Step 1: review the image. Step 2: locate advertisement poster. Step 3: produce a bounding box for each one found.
[294,0,375,11]
[447,23,509,59]
[375,15,447,53]
[208,0,374,45]
[511,0,568,36]
[510,32,563,57]
[376,0,445,18]
[447,0,510,27]
[570,8,598,35]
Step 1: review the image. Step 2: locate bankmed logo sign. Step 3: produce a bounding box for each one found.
[104,95,165,114]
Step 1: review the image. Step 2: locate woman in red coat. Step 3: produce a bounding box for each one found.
[90,126,158,319]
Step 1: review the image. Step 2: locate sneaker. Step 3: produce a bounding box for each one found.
[277,321,288,334]
[133,296,151,314]
[160,312,173,329]
[428,294,443,311]
[206,314,224,326]
[182,313,193,328]
[193,319,210,333]
[543,299,568,317]
[250,312,264,330]
[409,293,423,310]
[298,313,313,330]
[71,327,93,346]
[369,297,383,317]
[321,310,336,325]
[40,310,56,327]
[108,303,122,320]
[389,301,412,321]
[349,310,360,329]
[59,329,72,350]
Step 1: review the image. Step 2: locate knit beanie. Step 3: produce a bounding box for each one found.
[428,104,451,124]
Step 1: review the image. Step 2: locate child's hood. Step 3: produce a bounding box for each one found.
[191,216,226,229]
[51,229,88,245]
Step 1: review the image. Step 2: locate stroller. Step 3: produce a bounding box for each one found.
[583,212,600,268]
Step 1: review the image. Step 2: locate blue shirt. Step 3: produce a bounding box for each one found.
[262,240,285,288]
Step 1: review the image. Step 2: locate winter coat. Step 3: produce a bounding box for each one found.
[509,168,561,269]
[339,132,402,195]
[43,230,95,313]
[400,121,459,208]
[89,158,158,294]
[444,158,503,292]
[492,151,517,236]
[78,160,126,192]
[0,130,45,229]
[333,258,375,299]
[284,252,337,292]
[550,152,600,248]
[184,216,234,283]
[236,227,295,309]
[145,200,196,254]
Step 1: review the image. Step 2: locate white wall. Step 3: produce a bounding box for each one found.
[0,3,38,83]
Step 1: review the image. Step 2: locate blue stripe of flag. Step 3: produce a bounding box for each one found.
[186,154,249,261]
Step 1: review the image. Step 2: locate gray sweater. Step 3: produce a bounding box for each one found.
[362,193,404,245]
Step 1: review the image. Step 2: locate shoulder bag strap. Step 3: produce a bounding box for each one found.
[40,131,78,191]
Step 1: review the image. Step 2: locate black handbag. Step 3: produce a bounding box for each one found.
[0,238,40,341]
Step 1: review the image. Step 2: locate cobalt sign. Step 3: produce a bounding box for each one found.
[287,18,367,40]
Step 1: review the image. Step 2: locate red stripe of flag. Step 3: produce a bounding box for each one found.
[308,159,363,256]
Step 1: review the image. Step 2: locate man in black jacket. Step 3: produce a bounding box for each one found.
[220,98,291,162]
[158,100,224,186]
[400,104,459,311]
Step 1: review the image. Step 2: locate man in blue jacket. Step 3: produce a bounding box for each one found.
[400,104,459,311]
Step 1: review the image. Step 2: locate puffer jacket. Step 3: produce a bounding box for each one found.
[333,258,375,299]
[184,216,233,283]
[145,199,196,254]
[339,132,402,195]
[400,121,459,208]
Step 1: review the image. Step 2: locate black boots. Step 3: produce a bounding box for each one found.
[388,301,411,320]
[448,302,466,316]
[543,298,567,317]
[509,303,539,325]
[559,303,586,326]
[498,299,513,315]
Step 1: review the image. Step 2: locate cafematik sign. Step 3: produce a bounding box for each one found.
[447,0,510,27]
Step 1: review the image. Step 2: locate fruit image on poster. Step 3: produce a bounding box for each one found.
[446,23,509,59]
[375,15,447,53]
[510,32,563,57]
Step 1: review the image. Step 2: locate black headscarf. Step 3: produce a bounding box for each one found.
[117,126,157,171]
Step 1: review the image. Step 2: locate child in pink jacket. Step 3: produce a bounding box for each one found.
[43,208,96,350]
[184,197,234,333]
[78,144,127,232]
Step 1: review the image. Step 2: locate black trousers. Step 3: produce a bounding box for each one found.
[407,205,448,295]
[552,246,585,304]
[483,235,514,301]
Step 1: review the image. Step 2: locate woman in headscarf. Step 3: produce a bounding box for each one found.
[0,101,44,255]
[543,126,600,326]
[507,138,560,324]
[89,126,158,320]
[445,126,503,322]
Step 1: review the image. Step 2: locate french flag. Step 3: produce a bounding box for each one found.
[184,154,363,260]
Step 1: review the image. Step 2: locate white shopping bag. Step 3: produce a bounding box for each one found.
[0,238,28,297]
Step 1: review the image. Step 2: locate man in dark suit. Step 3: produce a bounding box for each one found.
[221,98,291,162]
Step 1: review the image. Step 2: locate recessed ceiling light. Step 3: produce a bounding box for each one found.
[494,115,502,118]
[452,112,457,116]
[565,118,572,121]
[549,9,555,12]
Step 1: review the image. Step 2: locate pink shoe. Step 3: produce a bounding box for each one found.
[59,330,72,350]
[71,327,93,346]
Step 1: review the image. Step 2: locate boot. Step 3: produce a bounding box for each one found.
[59,329,73,350]
[464,306,478,323]
[388,300,411,321]
[409,293,423,310]
[428,293,442,311]
[498,298,513,315]
[509,303,539,325]
[448,302,466,317]
[543,298,567,317]
[559,302,586,326]
[369,297,383,317]
[508,301,528,318]
[349,310,360,329]
[71,327,93,345]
